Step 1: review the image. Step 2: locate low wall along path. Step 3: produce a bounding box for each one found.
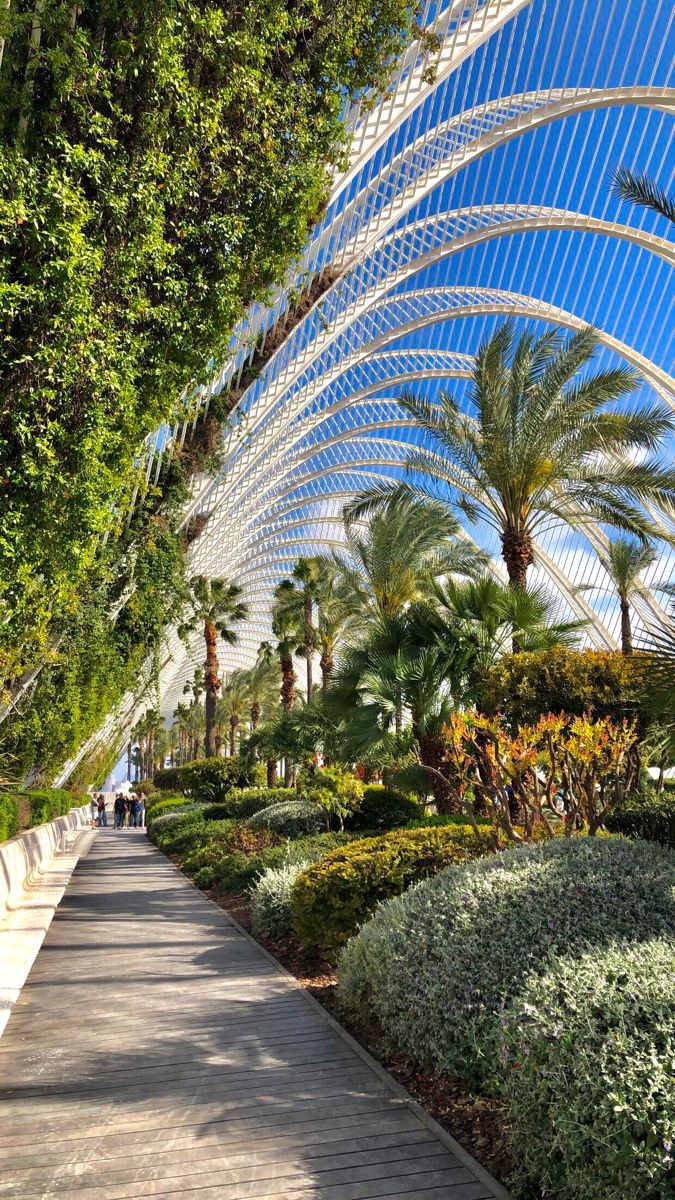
[0,824,509,1199]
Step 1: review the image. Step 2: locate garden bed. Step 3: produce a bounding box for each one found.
[205,883,514,1188]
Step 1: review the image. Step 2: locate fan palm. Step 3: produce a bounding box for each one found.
[179,576,249,757]
[579,536,658,655]
[346,321,675,588]
[218,672,250,756]
[314,563,355,690]
[273,557,323,701]
[336,494,485,624]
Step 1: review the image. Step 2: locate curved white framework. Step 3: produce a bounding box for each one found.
[58,0,675,779]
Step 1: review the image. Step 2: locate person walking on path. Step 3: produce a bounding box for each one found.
[96,794,107,827]
[113,793,125,829]
[138,791,147,828]
[89,794,98,828]
[132,793,143,829]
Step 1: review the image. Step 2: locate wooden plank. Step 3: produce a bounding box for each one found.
[0,829,506,1199]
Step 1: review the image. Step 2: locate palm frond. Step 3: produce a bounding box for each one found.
[611,166,675,223]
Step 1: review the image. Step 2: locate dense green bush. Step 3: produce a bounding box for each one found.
[347,785,422,832]
[147,807,211,855]
[293,823,496,959]
[338,837,675,1091]
[204,787,295,821]
[250,860,313,938]
[0,794,20,842]
[153,757,264,800]
[606,788,675,848]
[501,940,675,1200]
[405,813,492,829]
[248,800,324,838]
[145,795,197,820]
[479,646,647,728]
[190,831,355,894]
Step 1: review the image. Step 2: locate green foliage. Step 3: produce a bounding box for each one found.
[502,940,675,1200]
[338,838,675,1092]
[249,859,313,938]
[0,786,81,842]
[146,806,210,854]
[606,787,675,848]
[293,823,495,959]
[145,795,201,820]
[188,830,355,893]
[405,813,492,828]
[0,793,19,841]
[300,765,363,831]
[478,647,647,728]
[247,800,324,838]
[153,756,262,800]
[204,787,295,820]
[347,784,422,831]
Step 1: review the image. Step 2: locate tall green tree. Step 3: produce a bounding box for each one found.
[179,576,248,758]
[347,322,675,588]
[219,670,251,756]
[580,537,658,656]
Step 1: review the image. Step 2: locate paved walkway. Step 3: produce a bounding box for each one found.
[0,828,506,1200]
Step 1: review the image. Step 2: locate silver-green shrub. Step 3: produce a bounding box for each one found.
[338,837,675,1090]
[147,804,206,834]
[250,859,311,937]
[247,799,324,838]
[501,939,675,1200]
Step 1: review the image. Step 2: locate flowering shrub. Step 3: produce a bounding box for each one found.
[292,823,495,959]
[250,860,312,938]
[337,837,675,1091]
[501,940,675,1200]
[247,800,324,838]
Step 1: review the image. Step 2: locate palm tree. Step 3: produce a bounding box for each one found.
[611,166,675,224]
[292,557,323,701]
[172,702,191,764]
[244,647,279,730]
[219,671,251,756]
[336,494,485,623]
[314,563,355,691]
[579,536,658,655]
[346,322,675,589]
[179,576,249,757]
[271,588,302,785]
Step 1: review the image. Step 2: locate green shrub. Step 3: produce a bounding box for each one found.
[606,788,675,848]
[501,940,675,1200]
[250,859,313,938]
[205,787,295,821]
[248,800,324,838]
[0,794,20,842]
[479,646,647,728]
[293,823,496,959]
[145,795,197,820]
[338,837,675,1091]
[153,757,265,800]
[301,765,363,830]
[405,813,491,829]
[347,785,422,832]
[188,831,355,894]
[147,807,210,855]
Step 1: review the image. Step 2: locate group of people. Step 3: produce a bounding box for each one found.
[89,791,147,829]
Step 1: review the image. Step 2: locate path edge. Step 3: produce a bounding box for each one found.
[166,844,512,1200]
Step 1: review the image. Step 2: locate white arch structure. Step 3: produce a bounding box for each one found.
[57,0,675,781]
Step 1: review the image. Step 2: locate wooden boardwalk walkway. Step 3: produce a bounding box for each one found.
[0,828,507,1200]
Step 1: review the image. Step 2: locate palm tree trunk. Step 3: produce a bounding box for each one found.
[304,593,313,702]
[280,654,295,712]
[395,690,403,736]
[419,732,460,813]
[620,597,633,655]
[203,619,220,757]
[229,716,238,757]
[266,757,278,787]
[127,740,132,779]
[284,757,293,788]
[501,527,533,589]
[320,653,333,692]
[215,732,222,757]
[250,701,260,731]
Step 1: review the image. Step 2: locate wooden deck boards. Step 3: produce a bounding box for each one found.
[0,828,506,1200]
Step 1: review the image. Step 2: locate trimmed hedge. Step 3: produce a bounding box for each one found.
[292,823,496,959]
[153,757,265,801]
[338,837,675,1092]
[606,788,675,848]
[247,800,324,838]
[205,787,295,821]
[1,788,83,845]
[502,940,675,1200]
[346,785,422,832]
[0,794,20,842]
[188,831,355,894]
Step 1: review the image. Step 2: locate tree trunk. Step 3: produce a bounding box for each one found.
[620,597,633,655]
[203,619,220,757]
[266,757,278,787]
[501,526,533,589]
[320,652,333,693]
[280,654,295,712]
[127,740,132,779]
[395,691,403,736]
[215,732,222,757]
[419,732,461,813]
[284,757,293,788]
[229,716,238,757]
[304,592,313,702]
[250,701,260,730]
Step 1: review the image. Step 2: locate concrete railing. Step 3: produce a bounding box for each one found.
[0,805,94,1038]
